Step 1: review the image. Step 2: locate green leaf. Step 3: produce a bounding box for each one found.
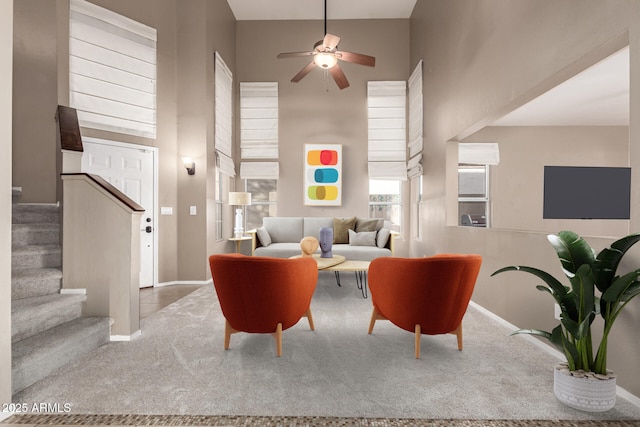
[547,231,595,277]
[602,269,640,303]
[594,233,640,293]
[492,265,568,298]
[621,281,640,303]
[569,264,596,322]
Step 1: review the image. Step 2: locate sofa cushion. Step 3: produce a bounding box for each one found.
[333,244,392,261]
[333,217,356,244]
[263,217,303,243]
[303,217,334,239]
[348,229,377,246]
[376,228,391,248]
[254,243,310,259]
[355,218,383,232]
[256,227,271,247]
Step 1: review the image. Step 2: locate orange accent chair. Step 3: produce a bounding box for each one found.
[367,254,482,358]
[208,254,318,357]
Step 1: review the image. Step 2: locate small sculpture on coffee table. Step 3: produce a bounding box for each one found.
[299,236,319,257]
[319,227,333,258]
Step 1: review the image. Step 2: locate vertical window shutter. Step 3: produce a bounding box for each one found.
[458,143,500,165]
[407,61,423,178]
[240,82,278,159]
[69,0,157,138]
[215,52,233,163]
[367,81,407,180]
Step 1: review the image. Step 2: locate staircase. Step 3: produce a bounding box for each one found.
[11,188,110,395]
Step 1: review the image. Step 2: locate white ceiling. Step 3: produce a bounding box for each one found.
[226,0,417,21]
[226,1,629,127]
[492,46,629,126]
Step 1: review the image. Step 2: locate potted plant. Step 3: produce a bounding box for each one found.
[492,230,640,412]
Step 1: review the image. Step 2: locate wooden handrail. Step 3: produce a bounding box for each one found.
[61,173,145,212]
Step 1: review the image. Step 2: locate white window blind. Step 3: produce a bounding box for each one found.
[368,81,407,180]
[215,52,233,159]
[240,162,279,180]
[407,61,423,177]
[240,82,278,159]
[69,0,157,138]
[459,143,500,165]
[216,152,235,177]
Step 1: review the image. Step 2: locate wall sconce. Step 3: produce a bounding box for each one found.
[229,192,252,238]
[182,157,195,175]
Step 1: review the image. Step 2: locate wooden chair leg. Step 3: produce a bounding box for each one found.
[274,322,283,357]
[451,323,463,350]
[224,319,238,350]
[415,324,421,359]
[305,307,315,331]
[368,308,378,334]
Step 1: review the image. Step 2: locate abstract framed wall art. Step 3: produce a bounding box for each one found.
[304,144,342,206]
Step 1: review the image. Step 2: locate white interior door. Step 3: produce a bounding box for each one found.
[81,137,157,288]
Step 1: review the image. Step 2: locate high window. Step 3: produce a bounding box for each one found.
[369,179,402,228]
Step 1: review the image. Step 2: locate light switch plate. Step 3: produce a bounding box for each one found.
[160,207,173,215]
[190,206,197,215]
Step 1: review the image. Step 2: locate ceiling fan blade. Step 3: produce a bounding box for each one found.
[323,33,340,51]
[329,64,349,89]
[277,51,314,59]
[337,51,376,67]
[291,62,316,83]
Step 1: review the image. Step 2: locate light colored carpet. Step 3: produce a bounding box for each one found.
[12,272,640,420]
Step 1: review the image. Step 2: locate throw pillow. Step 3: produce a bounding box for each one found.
[355,218,379,232]
[376,228,391,249]
[256,227,272,247]
[333,217,356,244]
[348,229,376,246]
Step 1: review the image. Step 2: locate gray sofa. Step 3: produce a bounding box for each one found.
[247,217,397,261]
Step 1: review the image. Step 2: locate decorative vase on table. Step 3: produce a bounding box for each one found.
[319,227,333,258]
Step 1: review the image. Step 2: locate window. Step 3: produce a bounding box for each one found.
[369,179,402,230]
[215,167,224,241]
[69,0,157,138]
[411,176,423,240]
[245,179,277,231]
[458,164,488,227]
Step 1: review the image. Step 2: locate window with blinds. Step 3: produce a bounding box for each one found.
[407,61,423,178]
[240,82,278,159]
[69,0,157,138]
[367,81,407,181]
[215,52,234,176]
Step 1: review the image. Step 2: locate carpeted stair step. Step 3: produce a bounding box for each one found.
[12,316,110,394]
[12,268,63,300]
[12,223,60,247]
[11,294,86,343]
[12,203,59,224]
[11,245,61,271]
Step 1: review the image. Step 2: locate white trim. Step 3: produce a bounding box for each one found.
[469,301,640,408]
[60,288,86,295]
[156,279,213,288]
[110,330,141,342]
[81,137,159,288]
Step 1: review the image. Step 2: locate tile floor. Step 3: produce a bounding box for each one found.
[139,283,206,319]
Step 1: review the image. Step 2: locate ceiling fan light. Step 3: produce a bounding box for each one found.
[314,52,338,69]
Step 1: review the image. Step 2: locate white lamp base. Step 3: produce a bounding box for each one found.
[234,208,244,238]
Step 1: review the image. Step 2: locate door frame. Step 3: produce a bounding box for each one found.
[81,136,159,288]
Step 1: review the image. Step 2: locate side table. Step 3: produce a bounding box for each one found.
[229,236,252,254]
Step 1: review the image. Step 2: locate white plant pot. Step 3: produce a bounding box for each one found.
[554,364,617,412]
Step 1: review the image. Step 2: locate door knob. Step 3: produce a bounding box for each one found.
[145,226,153,233]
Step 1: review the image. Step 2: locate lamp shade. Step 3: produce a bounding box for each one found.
[229,192,251,206]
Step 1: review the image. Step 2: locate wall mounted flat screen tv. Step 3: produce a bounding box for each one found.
[543,166,631,219]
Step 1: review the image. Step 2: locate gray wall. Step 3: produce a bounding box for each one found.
[235,20,410,234]
[1,0,13,406]
[465,126,629,236]
[410,0,640,396]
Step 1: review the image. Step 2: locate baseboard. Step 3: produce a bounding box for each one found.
[110,330,141,342]
[469,301,640,409]
[60,288,87,295]
[156,279,212,288]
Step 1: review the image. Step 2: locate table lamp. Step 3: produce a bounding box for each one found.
[229,192,251,238]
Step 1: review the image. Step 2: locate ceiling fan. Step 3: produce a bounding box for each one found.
[276,0,376,89]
